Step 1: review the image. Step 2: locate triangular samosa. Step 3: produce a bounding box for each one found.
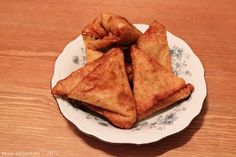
[68,48,137,128]
[131,46,194,120]
[137,20,172,71]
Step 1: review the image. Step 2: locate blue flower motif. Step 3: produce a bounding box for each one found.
[73,56,79,64]
[161,113,177,125]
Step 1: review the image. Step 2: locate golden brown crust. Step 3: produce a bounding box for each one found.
[137,84,194,120]
[137,20,172,72]
[82,13,142,50]
[74,100,136,129]
[51,56,103,96]
[125,64,133,82]
[68,48,137,128]
[86,48,104,63]
[131,46,194,120]
[86,48,134,82]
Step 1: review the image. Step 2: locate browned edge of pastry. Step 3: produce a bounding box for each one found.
[138,83,194,120]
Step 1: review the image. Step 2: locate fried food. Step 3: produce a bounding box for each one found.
[51,56,103,96]
[52,14,195,129]
[86,48,134,82]
[86,48,104,63]
[82,13,142,50]
[131,46,194,120]
[68,48,137,129]
[137,20,172,71]
[125,64,133,82]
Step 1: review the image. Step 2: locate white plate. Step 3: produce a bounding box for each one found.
[51,24,207,144]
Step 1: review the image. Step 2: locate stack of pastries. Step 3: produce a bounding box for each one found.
[52,13,194,129]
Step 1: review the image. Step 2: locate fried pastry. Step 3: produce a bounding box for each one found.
[137,20,172,71]
[82,13,142,50]
[51,56,104,96]
[86,48,104,63]
[52,14,196,129]
[86,48,134,82]
[68,48,137,128]
[131,46,194,120]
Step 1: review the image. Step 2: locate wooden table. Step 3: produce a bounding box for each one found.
[0,0,235,156]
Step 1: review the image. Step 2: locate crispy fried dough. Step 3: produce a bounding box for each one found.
[86,48,104,63]
[52,15,195,128]
[82,13,142,50]
[131,46,194,120]
[68,48,137,128]
[51,56,103,96]
[137,20,172,71]
[86,48,134,82]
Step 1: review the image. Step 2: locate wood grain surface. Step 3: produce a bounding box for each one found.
[0,0,236,157]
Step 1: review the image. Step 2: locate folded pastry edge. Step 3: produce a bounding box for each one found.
[137,83,194,120]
